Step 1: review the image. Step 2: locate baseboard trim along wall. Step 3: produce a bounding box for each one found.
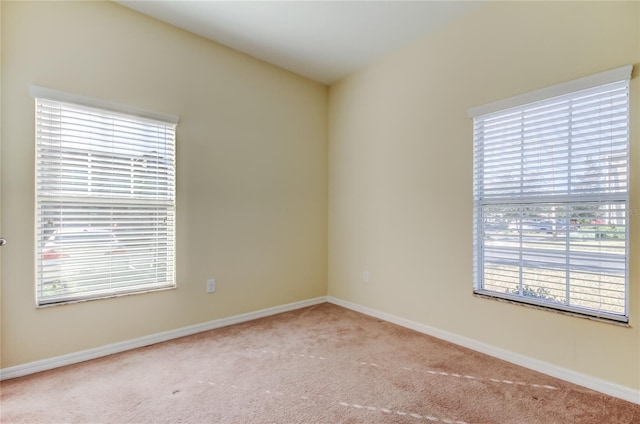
[326,296,640,405]
[0,296,327,381]
[3,295,639,405]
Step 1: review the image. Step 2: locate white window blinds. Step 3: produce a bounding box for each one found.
[471,67,631,322]
[35,95,177,305]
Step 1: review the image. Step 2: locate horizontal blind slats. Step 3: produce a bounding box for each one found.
[36,98,177,305]
[473,75,629,322]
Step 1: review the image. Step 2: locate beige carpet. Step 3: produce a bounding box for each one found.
[1,303,639,423]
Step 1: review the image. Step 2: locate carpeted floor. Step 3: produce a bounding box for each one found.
[1,303,639,423]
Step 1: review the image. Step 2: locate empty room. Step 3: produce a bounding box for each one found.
[1,1,639,422]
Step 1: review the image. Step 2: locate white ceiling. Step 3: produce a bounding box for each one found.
[116,1,482,85]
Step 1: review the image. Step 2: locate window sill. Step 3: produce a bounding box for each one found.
[36,285,177,309]
[473,290,630,327]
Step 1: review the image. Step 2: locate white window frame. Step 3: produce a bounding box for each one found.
[31,86,178,306]
[469,66,632,323]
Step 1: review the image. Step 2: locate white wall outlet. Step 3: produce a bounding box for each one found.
[206,278,216,293]
[363,271,370,284]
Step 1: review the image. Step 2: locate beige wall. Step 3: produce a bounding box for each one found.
[328,1,640,391]
[0,1,327,367]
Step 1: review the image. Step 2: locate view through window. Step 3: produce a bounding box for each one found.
[471,68,630,322]
[35,96,177,305]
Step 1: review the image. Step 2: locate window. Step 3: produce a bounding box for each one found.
[33,87,177,305]
[470,66,631,322]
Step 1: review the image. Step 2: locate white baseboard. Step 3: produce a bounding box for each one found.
[0,296,327,381]
[327,296,640,405]
[3,295,639,405]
